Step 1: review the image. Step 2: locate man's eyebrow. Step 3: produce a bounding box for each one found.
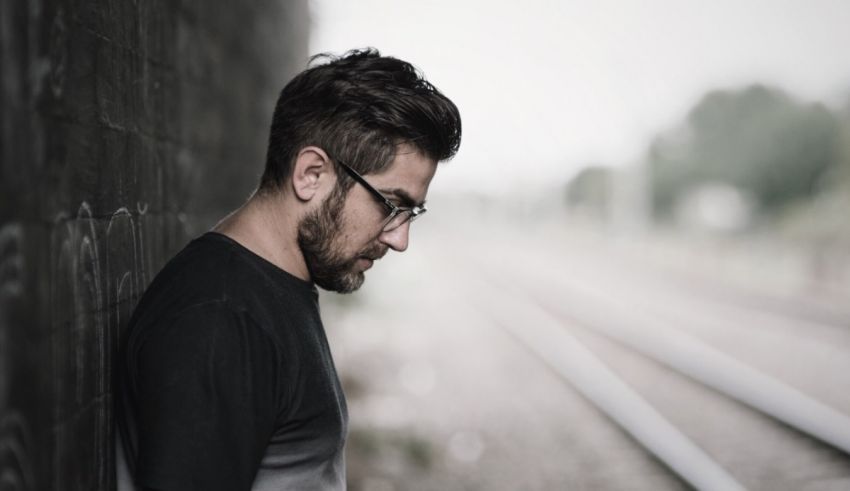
[378,188,425,208]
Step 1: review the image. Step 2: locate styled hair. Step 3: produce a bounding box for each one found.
[258,48,462,193]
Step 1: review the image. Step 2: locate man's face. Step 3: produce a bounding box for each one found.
[297,147,438,293]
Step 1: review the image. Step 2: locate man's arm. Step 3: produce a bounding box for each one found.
[128,302,283,491]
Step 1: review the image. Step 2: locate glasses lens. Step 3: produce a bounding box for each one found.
[383,209,413,232]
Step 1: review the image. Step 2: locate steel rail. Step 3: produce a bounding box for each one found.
[469,277,749,491]
[500,261,850,457]
[538,284,850,456]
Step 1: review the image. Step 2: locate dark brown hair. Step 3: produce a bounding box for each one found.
[258,48,462,193]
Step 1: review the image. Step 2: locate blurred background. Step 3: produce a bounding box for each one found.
[1,0,849,490]
[315,1,850,490]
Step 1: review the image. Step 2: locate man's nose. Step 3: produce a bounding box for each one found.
[378,222,410,252]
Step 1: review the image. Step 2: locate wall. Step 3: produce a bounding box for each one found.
[0,1,309,489]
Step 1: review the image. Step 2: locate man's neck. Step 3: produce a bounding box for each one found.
[211,191,310,281]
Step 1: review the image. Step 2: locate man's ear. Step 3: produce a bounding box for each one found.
[290,147,334,202]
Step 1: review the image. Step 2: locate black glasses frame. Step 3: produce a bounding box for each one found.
[332,157,427,231]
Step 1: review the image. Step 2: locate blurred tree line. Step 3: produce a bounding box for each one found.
[566,84,850,235]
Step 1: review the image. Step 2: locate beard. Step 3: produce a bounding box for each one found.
[297,186,386,293]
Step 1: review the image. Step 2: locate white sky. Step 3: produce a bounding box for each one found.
[308,0,850,194]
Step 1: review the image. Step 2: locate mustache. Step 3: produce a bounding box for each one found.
[359,243,388,261]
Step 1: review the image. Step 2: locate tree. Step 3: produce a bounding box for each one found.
[564,165,612,219]
[647,85,843,221]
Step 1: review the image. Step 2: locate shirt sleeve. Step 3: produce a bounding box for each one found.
[129,302,283,491]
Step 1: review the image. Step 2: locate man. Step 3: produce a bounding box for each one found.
[116,48,461,490]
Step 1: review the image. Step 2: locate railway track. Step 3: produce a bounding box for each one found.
[447,230,850,490]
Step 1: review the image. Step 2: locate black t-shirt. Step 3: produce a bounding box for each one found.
[117,232,348,491]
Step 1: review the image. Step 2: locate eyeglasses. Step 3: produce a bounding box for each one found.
[332,157,427,232]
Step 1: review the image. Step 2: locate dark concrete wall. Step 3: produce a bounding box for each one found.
[0,1,309,489]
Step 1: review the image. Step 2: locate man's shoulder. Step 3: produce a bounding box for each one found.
[132,233,241,314]
[140,232,306,306]
[128,232,319,345]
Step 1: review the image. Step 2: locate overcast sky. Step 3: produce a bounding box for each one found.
[309,0,850,194]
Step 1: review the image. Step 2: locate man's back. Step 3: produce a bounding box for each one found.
[117,232,347,491]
